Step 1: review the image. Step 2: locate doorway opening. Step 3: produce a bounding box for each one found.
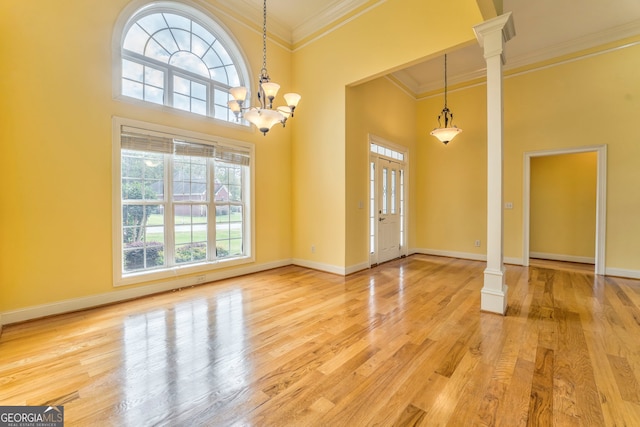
[523,145,607,275]
[369,135,408,266]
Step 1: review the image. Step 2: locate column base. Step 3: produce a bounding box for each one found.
[482,268,508,315]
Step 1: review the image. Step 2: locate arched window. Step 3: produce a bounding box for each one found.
[119,2,250,123]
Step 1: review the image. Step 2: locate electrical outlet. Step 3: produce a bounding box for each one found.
[311,245,315,254]
[195,274,207,284]
[475,240,481,247]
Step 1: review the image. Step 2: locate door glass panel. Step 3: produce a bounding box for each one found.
[391,169,396,214]
[382,167,388,215]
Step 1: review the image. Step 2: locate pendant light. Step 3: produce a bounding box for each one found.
[227,0,301,135]
[430,54,462,144]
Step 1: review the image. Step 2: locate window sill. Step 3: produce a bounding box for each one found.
[114,255,254,288]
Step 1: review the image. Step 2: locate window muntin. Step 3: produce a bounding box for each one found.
[120,7,247,123]
[116,124,252,283]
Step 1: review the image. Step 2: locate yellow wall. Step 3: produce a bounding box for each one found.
[530,153,597,259]
[503,40,640,270]
[413,38,640,272]
[345,77,417,268]
[0,0,293,312]
[415,83,488,256]
[291,0,485,269]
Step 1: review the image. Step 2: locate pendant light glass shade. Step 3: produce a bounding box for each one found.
[430,54,462,144]
[244,108,285,135]
[430,126,462,144]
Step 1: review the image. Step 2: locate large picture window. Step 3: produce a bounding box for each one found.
[114,119,253,286]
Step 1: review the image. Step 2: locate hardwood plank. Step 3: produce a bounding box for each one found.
[1,255,640,425]
[607,354,640,403]
[528,346,554,426]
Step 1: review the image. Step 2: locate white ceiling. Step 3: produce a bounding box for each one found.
[219,0,640,93]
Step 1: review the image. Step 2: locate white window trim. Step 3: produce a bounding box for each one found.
[112,116,255,287]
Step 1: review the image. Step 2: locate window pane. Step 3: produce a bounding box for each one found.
[122,151,164,201]
[154,29,180,53]
[215,163,242,202]
[192,21,215,45]
[174,93,190,111]
[203,49,224,70]
[174,76,190,95]
[122,79,143,99]
[123,59,143,81]
[171,51,209,77]
[225,66,240,87]
[123,205,165,272]
[192,35,209,57]
[145,86,164,105]
[175,205,208,264]
[137,13,167,35]
[216,204,242,258]
[172,28,191,51]
[192,99,207,116]
[213,42,232,65]
[164,13,190,32]
[123,24,149,54]
[145,67,164,87]
[145,38,171,63]
[174,156,208,202]
[192,81,207,100]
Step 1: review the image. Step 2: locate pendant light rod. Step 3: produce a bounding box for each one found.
[430,53,462,144]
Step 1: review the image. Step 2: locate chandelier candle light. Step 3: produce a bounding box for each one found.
[228,0,301,135]
[430,54,462,144]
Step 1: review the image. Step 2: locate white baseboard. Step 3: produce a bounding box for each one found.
[410,248,524,266]
[345,262,369,275]
[291,258,349,275]
[605,267,640,280]
[411,248,486,262]
[1,259,292,327]
[530,252,595,264]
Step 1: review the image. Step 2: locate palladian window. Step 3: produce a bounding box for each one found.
[120,4,249,123]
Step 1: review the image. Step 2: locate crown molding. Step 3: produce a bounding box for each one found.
[505,17,640,70]
[395,17,640,96]
[214,0,374,46]
[291,0,373,44]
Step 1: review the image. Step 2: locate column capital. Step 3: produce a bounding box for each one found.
[473,12,515,62]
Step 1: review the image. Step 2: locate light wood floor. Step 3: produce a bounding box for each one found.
[2,254,640,426]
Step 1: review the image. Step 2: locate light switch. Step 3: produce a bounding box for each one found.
[505,202,513,209]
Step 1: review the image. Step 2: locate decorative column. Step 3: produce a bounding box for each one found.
[473,13,515,315]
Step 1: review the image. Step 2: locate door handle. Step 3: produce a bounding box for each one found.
[379,217,385,222]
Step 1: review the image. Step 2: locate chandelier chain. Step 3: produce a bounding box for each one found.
[443,54,448,108]
[261,0,268,75]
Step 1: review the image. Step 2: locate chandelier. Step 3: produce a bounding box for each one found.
[227,0,301,135]
[430,54,462,144]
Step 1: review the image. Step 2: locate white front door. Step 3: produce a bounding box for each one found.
[377,160,401,263]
